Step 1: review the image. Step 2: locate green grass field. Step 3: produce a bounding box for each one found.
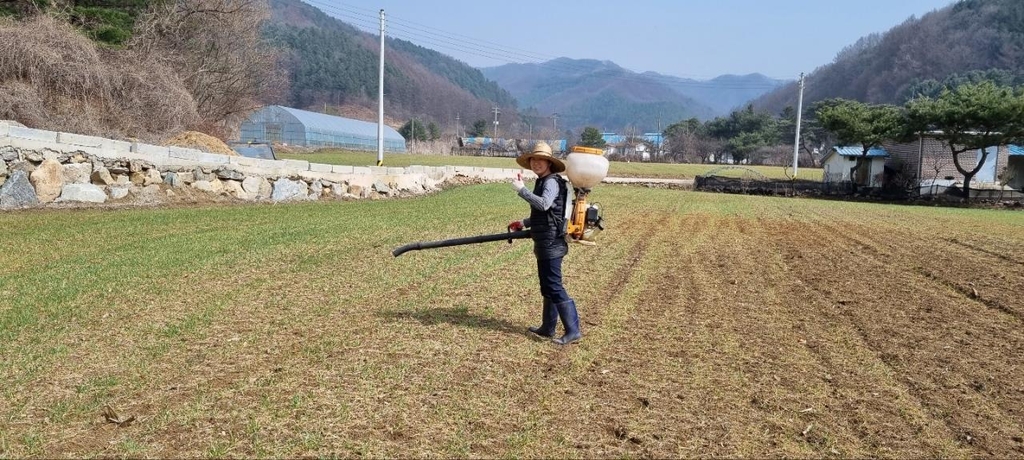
[2,186,1022,457]
[277,150,824,181]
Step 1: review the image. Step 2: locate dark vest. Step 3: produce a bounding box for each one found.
[530,174,569,260]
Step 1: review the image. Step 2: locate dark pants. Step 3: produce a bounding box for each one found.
[536,256,570,304]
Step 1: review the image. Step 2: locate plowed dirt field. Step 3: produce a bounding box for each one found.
[1,185,1022,457]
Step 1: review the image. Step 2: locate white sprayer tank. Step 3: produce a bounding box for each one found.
[565,146,609,189]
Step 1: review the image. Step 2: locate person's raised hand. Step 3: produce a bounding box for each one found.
[511,172,525,192]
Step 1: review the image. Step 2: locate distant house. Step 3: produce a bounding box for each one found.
[881,135,1021,196]
[601,132,665,161]
[822,145,889,187]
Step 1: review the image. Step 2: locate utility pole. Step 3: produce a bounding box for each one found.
[455,113,461,138]
[492,106,500,139]
[552,113,559,136]
[658,115,663,158]
[411,118,415,147]
[792,72,805,178]
[376,9,385,166]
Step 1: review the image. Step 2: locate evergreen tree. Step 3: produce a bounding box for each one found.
[399,119,428,141]
[580,127,606,148]
[468,120,488,137]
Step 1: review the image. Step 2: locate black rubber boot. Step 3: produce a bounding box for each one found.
[528,297,557,338]
[552,299,581,345]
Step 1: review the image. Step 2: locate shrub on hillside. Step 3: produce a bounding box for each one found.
[0,15,197,140]
[130,0,284,139]
[0,1,282,141]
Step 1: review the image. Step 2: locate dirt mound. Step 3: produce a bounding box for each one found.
[164,131,237,156]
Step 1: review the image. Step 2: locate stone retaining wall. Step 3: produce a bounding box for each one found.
[0,122,531,210]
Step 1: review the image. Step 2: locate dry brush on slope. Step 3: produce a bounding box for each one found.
[0,15,197,140]
[0,0,282,142]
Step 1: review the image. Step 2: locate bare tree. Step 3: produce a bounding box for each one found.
[131,0,284,138]
[924,155,952,195]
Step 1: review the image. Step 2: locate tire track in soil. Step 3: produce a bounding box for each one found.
[728,215,882,457]
[914,267,1024,323]
[564,212,719,458]
[569,210,837,458]
[769,211,1024,456]
[682,214,824,457]
[699,212,947,458]
[585,213,669,321]
[806,207,1024,322]
[760,216,971,458]
[941,237,1024,267]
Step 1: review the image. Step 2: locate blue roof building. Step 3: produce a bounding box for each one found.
[825,146,890,159]
[822,145,890,187]
[239,105,406,152]
[601,132,664,146]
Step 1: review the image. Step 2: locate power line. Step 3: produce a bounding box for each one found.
[308,4,563,66]
[334,1,785,82]
[329,2,553,63]
[307,0,793,91]
[333,12,788,93]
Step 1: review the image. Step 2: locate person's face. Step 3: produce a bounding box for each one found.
[530,157,551,176]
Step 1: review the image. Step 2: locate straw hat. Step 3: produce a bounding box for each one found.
[516,141,565,173]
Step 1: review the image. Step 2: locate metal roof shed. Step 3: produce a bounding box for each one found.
[822,145,890,187]
[239,105,406,152]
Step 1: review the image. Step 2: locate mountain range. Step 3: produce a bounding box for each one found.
[268,0,786,135]
[481,59,785,133]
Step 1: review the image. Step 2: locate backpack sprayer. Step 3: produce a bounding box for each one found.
[392,146,609,257]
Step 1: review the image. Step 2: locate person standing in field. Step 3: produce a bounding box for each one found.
[509,141,581,345]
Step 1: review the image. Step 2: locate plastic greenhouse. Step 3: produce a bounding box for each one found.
[239,105,406,152]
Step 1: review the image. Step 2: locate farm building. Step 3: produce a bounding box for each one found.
[602,132,665,161]
[822,145,889,187]
[239,105,406,152]
[881,136,1023,196]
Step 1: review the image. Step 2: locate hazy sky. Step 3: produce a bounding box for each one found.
[318,0,954,80]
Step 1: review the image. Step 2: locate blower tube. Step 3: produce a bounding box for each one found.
[392,230,531,257]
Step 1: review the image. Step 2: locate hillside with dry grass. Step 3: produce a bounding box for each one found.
[0,0,281,142]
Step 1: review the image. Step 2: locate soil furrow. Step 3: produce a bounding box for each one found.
[942,237,1024,267]
[774,216,1024,456]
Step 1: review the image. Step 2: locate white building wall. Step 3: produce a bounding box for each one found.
[868,158,886,187]
[823,155,886,186]
[823,155,853,182]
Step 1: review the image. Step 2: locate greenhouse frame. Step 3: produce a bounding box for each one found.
[239,105,407,152]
